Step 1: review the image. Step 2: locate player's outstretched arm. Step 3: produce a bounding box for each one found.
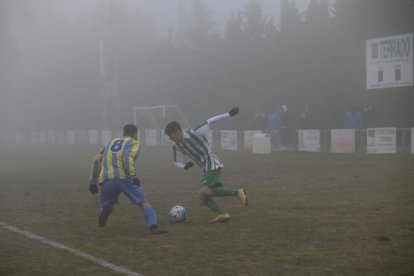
[194,107,240,135]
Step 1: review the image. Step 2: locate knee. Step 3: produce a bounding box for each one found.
[139,200,151,209]
[198,187,212,197]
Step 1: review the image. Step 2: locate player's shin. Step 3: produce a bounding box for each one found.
[143,206,158,227]
[203,197,225,213]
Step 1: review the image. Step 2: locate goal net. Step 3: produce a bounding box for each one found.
[133,105,190,131]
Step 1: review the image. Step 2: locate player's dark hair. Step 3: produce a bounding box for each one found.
[164,121,182,135]
[123,124,138,137]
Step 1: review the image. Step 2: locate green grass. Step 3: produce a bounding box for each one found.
[1,145,414,275]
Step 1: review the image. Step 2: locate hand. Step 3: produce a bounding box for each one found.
[131,176,141,186]
[184,162,194,170]
[229,107,239,117]
[89,183,98,195]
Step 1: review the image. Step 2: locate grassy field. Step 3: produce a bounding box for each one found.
[1,144,414,275]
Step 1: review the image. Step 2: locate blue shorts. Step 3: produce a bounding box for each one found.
[100,179,146,207]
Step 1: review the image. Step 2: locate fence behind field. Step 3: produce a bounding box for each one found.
[7,127,414,154]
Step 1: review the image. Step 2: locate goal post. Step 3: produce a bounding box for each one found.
[133,105,190,130]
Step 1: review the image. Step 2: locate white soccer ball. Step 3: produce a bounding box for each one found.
[169,205,187,222]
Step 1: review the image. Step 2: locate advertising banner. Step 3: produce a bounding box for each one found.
[67,130,76,145]
[30,131,38,144]
[244,130,262,151]
[76,130,88,145]
[366,33,413,89]
[38,131,46,144]
[56,131,66,144]
[46,131,55,144]
[220,130,238,150]
[298,129,320,152]
[88,130,99,144]
[366,128,396,154]
[331,129,355,153]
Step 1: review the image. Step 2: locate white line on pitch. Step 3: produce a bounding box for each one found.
[0,221,142,276]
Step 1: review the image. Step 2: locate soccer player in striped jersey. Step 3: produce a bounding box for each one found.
[89,124,167,235]
[164,107,247,223]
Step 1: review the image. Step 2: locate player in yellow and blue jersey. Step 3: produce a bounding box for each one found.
[89,123,167,235]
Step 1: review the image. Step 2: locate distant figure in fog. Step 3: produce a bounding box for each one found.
[362,103,374,128]
[344,104,362,129]
[267,108,280,149]
[254,110,267,131]
[279,104,291,149]
[299,106,313,129]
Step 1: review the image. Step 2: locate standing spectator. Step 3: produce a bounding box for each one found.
[267,108,280,149]
[362,103,374,128]
[299,106,313,129]
[279,105,291,149]
[344,104,362,129]
[254,110,267,131]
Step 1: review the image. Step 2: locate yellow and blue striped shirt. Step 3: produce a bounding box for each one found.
[90,137,142,184]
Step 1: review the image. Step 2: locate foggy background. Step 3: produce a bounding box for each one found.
[0,0,413,136]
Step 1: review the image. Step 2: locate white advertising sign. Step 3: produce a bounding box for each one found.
[411,127,414,154]
[366,128,396,154]
[89,129,99,144]
[366,33,413,89]
[77,130,88,144]
[220,130,238,150]
[244,130,262,151]
[330,129,355,153]
[298,129,320,152]
[46,131,55,144]
[38,131,46,144]
[56,131,66,144]
[30,131,38,144]
[145,129,158,146]
[67,130,76,145]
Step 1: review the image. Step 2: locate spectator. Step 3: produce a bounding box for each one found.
[267,108,281,149]
[344,104,362,129]
[299,106,313,129]
[254,110,267,131]
[279,105,291,149]
[362,103,373,128]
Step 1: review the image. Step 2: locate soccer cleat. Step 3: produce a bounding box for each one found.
[236,188,248,207]
[209,213,231,223]
[98,212,109,227]
[149,225,168,235]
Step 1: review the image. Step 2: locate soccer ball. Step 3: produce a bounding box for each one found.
[169,205,187,223]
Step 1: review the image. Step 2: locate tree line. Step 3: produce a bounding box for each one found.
[0,0,412,133]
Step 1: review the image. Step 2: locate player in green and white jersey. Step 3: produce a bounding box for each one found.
[164,107,247,223]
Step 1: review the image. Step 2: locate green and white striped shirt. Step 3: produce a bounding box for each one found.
[172,112,231,172]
